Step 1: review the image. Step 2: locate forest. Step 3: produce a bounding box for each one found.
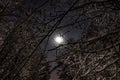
[0,0,120,80]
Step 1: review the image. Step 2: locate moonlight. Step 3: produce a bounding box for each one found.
[54,35,64,44]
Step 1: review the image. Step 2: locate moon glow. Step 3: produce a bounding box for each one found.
[54,36,64,44]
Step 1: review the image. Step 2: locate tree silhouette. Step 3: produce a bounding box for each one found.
[0,0,120,80]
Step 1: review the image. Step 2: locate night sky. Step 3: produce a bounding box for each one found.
[0,0,120,80]
[33,0,83,80]
[0,0,88,80]
[47,27,81,80]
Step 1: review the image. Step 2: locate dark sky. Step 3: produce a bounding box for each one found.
[47,28,82,80]
[24,0,85,80]
[2,0,118,80]
[1,0,119,80]
[36,0,83,80]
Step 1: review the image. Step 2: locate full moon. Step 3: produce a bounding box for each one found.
[54,36,64,44]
